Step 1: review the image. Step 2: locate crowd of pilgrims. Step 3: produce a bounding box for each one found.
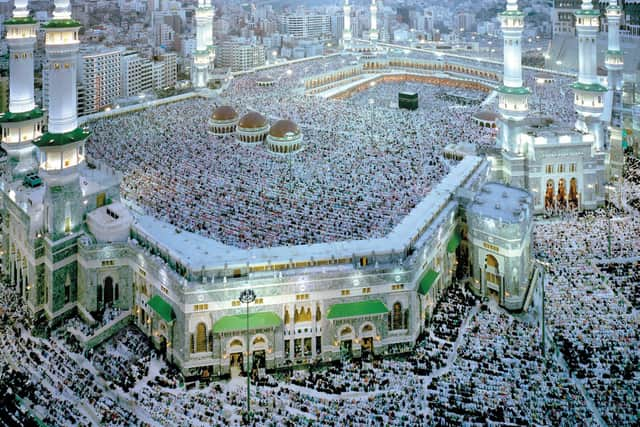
[1,274,621,427]
[534,205,640,426]
[86,55,497,249]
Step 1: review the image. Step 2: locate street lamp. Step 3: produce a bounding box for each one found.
[605,184,616,257]
[239,288,256,422]
[533,259,551,358]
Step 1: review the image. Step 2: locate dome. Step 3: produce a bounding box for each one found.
[238,112,267,129]
[211,106,238,121]
[269,119,300,139]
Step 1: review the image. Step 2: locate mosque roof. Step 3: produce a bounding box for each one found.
[237,111,267,129]
[211,105,238,121]
[269,119,300,139]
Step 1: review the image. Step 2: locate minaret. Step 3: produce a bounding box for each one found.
[497,0,529,154]
[206,3,215,76]
[34,0,90,239]
[0,0,43,180]
[605,0,623,91]
[370,0,378,43]
[192,0,212,88]
[573,0,607,151]
[343,0,352,50]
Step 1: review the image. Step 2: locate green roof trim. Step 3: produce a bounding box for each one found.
[33,127,90,147]
[571,82,608,93]
[0,107,43,123]
[496,85,531,95]
[148,295,176,323]
[575,9,601,16]
[327,300,389,320]
[499,10,524,17]
[447,230,462,253]
[418,270,439,296]
[4,16,37,25]
[213,312,281,333]
[41,19,81,29]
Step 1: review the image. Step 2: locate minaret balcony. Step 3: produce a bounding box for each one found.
[575,11,599,29]
[605,50,624,69]
[606,6,621,17]
[5,21,37,40]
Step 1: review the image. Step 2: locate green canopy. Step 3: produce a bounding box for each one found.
[148,295,176,323]
[447,230,462,253]
[418,270,439,296]
[213,312,281,333]
[327,300,389,320]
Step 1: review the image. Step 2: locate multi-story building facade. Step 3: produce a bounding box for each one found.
[121,51,153,97]
[215,40,265,72]
[78,47,124,114]
[280,14,331,39]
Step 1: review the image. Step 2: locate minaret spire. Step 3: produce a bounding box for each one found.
[497,0,530,154]
[605,0,623,91]
[370,0,378,43]
[192,0,212,88]
[0,0,43,179]
[573,0,607,151]
[343,0,352,50]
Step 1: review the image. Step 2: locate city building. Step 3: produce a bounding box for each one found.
[78,47,124,114]
[215,40,265,72]
[280,13,331,39]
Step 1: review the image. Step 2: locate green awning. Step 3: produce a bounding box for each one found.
[213,312,281,334]
[327,300,389,320]
[447,230,461,253]
[148,295,176,323]
[418,270,439,295]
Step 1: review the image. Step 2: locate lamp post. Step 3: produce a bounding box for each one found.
[534,259,551,358]
[605,184,615,257]
[239,288,256,423]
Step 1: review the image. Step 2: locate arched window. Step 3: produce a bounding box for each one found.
[196,323,207,353]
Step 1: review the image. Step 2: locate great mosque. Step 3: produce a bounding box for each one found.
[0,0,627,381]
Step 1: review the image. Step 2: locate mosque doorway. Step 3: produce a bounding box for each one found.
[230,352,244,378]
[253,350,266,371]
[569,178,579,210]
[361,337,373,358]
[340,340,353,359]
[103,277,114,305]
[557,179,567,210]
[545,180,555,210]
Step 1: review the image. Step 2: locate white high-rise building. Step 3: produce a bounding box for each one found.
[216,40,265,72]
[0,0,42,179]
[281,14,331,39]
[79,47,123,114]
[121,51,153,97]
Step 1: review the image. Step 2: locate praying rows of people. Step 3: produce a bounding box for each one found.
[87,57,495,248]
[534,208,640,426]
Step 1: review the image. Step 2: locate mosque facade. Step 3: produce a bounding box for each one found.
[3,0,630,381]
